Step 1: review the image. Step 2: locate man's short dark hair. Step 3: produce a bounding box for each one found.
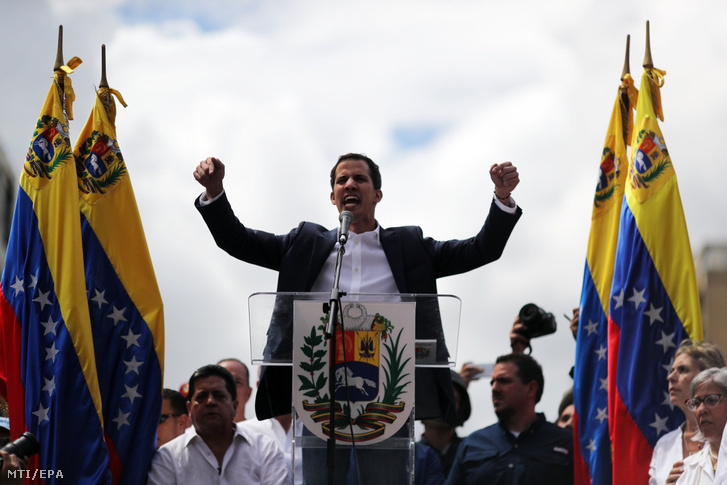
[330,153,382,190]
[162,388,189,415]
[496,353,545,403]
[557,387,573,420]
[216,357,250,383]
[187,365,237,402]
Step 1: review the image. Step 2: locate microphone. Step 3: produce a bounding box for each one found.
[337,211,353,245]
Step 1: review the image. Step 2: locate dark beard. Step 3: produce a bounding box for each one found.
[494,405,513,422]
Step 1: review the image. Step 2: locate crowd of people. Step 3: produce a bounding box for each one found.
[144,309,582,485]
[140,312,576,485]
[2,152,725,484]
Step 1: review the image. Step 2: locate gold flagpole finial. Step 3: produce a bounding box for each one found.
[54,25,64,72]
[619,34,633,147]
[643,20,654,69]
[621,35,631,80]
[99,44,109,88]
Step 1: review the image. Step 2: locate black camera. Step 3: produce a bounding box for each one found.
[0,431,40,468]
[518,303,557,339]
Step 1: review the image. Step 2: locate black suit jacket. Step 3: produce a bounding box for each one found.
[197,192,522,423]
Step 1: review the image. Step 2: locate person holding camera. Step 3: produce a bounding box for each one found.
[508,305,579,430]
[0,450,27,485]
[460,304,578,435]
[509,303,558,354]
[0,429,37,485]
[460,303,559,388]
[445,353,573,485]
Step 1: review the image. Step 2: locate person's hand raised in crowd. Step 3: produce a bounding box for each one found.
[510,316,530,354]
[459,362,485,388]
[193,157,226,200]
[0,451,28,485]
[570,306,579,341]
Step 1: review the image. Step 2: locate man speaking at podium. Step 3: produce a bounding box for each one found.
[193,153,521,428]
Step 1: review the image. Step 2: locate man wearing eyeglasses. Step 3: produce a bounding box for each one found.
[157,388,190,449]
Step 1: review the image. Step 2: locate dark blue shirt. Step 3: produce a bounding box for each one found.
[415,444,446,485]
[418,434,463,478]
[445,414,573,485]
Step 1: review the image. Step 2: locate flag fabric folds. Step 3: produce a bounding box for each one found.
[0,66,164,482]
[607,67,702,483]
[0,68,113,482]
[574,74,637,485]
[74,86,164,484]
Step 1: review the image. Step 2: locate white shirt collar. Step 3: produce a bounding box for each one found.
[347,222,382,246]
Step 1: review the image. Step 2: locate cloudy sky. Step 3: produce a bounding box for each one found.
[2,0,726,434]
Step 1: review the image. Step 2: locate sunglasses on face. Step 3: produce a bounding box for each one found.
[159,413,184,424]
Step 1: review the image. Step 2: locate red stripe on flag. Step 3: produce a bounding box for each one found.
[573,413,591,485]
[0,290,27,440]
[104,431,123,485]
[607,316,619,447]
[611,390,652,482]
[608,315,651,483]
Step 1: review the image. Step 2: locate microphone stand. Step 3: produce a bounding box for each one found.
[324,237,347,485]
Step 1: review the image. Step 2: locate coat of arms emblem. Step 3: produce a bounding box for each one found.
[293,300,415,444]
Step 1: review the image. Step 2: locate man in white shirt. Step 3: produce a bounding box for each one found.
[240,415,304,485]
[147,365,287,485]
[194,153,521,425]
[194,153,521,482]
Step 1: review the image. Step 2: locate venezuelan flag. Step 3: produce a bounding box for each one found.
[0,67,112,482]
[574,74,637,485]
[608,67,702,483]
[74,86,164,485]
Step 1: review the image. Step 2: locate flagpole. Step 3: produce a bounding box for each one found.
[53,25,64,73]
[619,35,632,148]
[621,35,631,81]
[53,24,70,124]
[640,20,664,121]
[99,44,109,89]
[98,44,114,118]
[54,25,65,95]
[643,20,653,69]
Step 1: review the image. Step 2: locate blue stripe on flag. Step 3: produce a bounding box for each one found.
[610,204,687,447]
[4,188,111,483]
[81,213,162,484]
[574,262,613,484]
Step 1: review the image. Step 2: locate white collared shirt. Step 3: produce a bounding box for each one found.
[310,225,399,296]
[239,418,304,485]
[650,426,684,485]
[147,423,288,485]
[713,423,727,485]
[676,445,715,485]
